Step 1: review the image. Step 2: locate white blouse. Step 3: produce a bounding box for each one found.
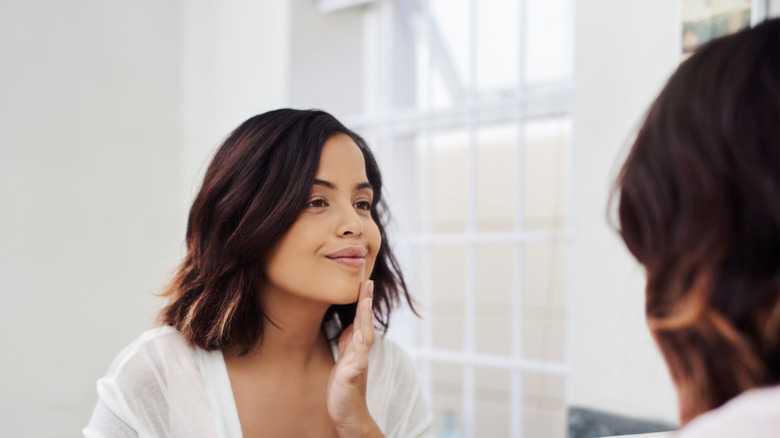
[83,325,433,437]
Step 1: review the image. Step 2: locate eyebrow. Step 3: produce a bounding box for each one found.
[313,179,373,191]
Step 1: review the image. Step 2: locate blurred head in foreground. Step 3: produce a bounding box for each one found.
[616,18,779,424]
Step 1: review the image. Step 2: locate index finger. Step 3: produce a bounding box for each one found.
[358,279,373,301]
[357,280,375,346]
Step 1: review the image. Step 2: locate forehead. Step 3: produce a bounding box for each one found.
[316,133,368,180]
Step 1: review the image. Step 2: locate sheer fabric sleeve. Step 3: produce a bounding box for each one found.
[83,327,218,438]
[366,336,434,438]
[83,398,138,438]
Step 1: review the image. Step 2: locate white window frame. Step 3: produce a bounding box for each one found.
[327,1,576,436]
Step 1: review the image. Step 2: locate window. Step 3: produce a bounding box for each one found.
[329,0,575,435]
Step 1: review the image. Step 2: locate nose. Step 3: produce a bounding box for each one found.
[337,203,364,237]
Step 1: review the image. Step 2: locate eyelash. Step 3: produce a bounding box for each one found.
[353,201,372,211]
[307,199,328,208]
[306,199,372,211]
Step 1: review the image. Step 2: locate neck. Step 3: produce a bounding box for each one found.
[676,382,698,426]
[232,284,334,369]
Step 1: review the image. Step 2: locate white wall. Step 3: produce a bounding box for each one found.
[570,0,681,423]
[772,0,780,17]
[0,1,342,435]
[0,1,183,436]
[181,0,291,206]
[288,0,365,118]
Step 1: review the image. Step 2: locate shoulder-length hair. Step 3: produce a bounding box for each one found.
[615,19,779,423]
[160,109,415,353]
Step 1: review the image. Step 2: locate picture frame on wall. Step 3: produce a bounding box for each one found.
[681,0,768,53]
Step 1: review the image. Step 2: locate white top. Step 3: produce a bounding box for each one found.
[675,384,780,438]
[83,325,433,438]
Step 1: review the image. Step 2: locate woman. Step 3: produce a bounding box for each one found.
[84,109,433,437]
[615,18,779,436]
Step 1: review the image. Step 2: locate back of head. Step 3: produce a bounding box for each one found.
[616,18,780,422]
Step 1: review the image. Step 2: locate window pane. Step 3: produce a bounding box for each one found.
[431,362,464,436]
[523,117,570,231]
[525,0,573,86]
[477,0,519,92]
[475,244,513,355]
[415,133,432,233]
[432,244,465,350]
[431,129,469,233]
[522,242,566,361]
[523,372,566,437]
[428,0,472,108]
[477,124,517,233]
[475,367,511,436]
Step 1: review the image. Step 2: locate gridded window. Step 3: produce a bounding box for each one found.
[333,0,575,436]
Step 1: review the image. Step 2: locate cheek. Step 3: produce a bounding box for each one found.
[263,223,313,280]
[263,245,296,286]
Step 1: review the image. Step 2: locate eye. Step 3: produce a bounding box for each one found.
[307,199,328,208]
[353,200,372,211]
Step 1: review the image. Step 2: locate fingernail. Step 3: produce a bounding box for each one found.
[368,280,375,297]
[356,329,364,344]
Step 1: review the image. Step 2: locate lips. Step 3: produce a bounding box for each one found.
[325,247,368,268]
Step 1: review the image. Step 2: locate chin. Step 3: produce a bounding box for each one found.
[324,279,364,305]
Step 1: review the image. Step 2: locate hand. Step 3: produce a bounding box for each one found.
[327,280,383,437]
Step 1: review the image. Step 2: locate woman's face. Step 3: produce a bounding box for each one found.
[262,133,382,305]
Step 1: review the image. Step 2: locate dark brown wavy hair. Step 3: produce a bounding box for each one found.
[160,109,415,353]
[615,18,780,423]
